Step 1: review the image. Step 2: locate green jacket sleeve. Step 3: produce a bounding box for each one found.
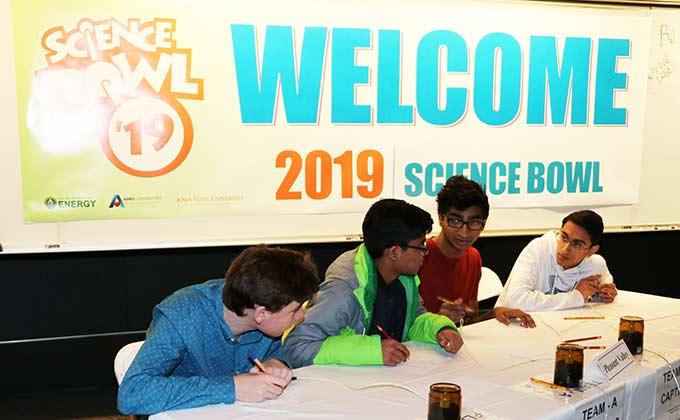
[408,312,457,344]
[313,329,383,365]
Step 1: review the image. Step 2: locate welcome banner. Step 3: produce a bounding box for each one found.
[11,0,651,222]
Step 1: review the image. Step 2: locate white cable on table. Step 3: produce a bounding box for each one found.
[293,376,426,399]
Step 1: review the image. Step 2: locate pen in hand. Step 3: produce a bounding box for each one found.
[249,355,269,373]
[436,295,475,322]
[376,324,410,363]
[376,324,393,340]
[248,351,297,381]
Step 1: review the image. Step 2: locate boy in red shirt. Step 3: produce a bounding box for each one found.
[418,176,534,328]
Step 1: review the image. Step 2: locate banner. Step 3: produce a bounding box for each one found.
[11,0,651,222]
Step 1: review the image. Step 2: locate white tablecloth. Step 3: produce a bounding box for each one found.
[151,290,680,420]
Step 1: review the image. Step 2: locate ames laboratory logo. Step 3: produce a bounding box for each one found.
[44,197,96,209]
[109,194,162,208]
[109,194,126,208]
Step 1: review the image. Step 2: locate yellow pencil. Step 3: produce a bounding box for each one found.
[436,296,475,314]
[251,356,269,374]
[562,335,601,343]
[436,295,457,305]
[563,316,605,320]
[530,377,569,393]
[250,356,298,382]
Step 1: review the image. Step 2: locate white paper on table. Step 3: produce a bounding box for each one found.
[457,325,555,370]
[294,341,471,390]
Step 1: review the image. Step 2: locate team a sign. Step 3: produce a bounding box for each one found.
[12,0,651,221]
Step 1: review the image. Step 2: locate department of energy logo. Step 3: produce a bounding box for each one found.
[109,194,126,208]
[43,197,97,209]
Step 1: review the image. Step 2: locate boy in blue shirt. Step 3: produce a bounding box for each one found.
[118,246,320,415]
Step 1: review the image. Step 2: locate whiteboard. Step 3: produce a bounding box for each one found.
[1,0,679,253]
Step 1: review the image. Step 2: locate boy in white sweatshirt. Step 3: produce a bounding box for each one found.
[496,210,617,311]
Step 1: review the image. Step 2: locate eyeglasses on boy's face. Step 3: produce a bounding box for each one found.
[405,244,429,256]
[557,231,591,251]
[446,216,486,231]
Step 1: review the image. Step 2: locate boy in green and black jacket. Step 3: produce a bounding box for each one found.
[284,199,463,368]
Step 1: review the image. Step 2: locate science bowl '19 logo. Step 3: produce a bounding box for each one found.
[37,18,204,177]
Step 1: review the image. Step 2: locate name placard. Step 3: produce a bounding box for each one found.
[655,359,680,420]
[595,340,635,381]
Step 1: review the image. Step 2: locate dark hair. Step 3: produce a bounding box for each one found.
[562,210,604,245]
[362,199,433,259]
[437,175,489,218]
[222,246,320,316]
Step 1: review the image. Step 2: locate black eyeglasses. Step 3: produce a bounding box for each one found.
[406,244,429,256]
[446,216,486,231]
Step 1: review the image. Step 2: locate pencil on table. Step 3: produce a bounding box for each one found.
[583,346,607,350]
[563,316,605,320]
[562,335,601,343]
[530,377,569,393]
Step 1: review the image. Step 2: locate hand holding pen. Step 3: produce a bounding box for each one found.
[436,296,473,324]
[233,353,290,403]
[248,351,294,383]
[376,325,410,366]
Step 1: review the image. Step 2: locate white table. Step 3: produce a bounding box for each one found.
[151,291,680,420]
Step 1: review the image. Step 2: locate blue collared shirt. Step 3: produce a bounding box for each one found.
[118,279,284,415]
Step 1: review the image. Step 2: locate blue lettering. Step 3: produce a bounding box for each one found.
[456,162,469,177]
[527,162,545,193]
[547,161,565,193]
[445,163,456,179]
[594,38,629,125]
[489,162,507,194]
[469,163,488,189]
[592,161,603,192]
[425,163,444,196]
[231,25,327,124]
[527,36,591,125]
[508,162,520,194]
[332,28,371,123]
[474,33,521,126]
[564,161,604,192]
[404,163,423,196]
[416,30,468,126]
[378,30,413,123]
[566,161,588,192]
